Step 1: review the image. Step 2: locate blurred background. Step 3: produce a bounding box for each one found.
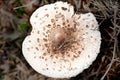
[0,0,120,80]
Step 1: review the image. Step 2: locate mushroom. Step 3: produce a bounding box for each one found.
[22,1,101,78]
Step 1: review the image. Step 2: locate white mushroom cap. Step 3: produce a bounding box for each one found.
[22,1,101,78]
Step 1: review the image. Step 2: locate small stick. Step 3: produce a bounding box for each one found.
[100,4,118,80]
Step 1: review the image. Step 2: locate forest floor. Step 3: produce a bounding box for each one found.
[0,0,120,80]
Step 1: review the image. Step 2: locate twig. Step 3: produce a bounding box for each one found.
[100,37,117,80]
[100,4,118,80]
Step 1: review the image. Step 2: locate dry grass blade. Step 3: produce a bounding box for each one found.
[13,0,38,10]
[100,3,119,80]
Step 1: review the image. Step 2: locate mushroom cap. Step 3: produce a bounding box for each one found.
[22,1,101,78]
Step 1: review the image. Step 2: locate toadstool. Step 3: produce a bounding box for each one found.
[22,1,101,78]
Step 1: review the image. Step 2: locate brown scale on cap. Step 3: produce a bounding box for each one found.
[38,13,84,60]
[61,7,67,11]
[44,20,82,60]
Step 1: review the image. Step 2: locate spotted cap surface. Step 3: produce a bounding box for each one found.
[22,1,101,78]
